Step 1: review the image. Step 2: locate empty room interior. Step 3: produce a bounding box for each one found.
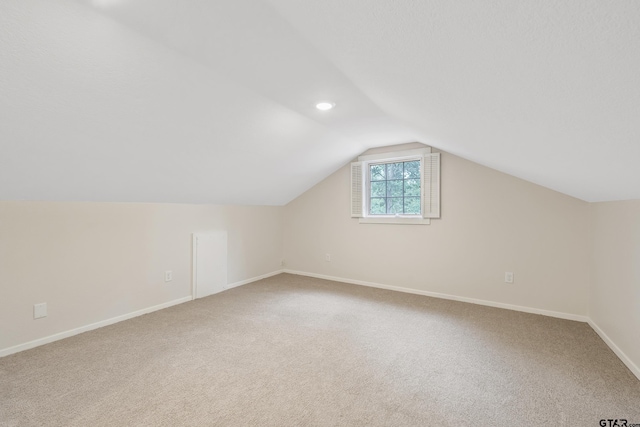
[1,0,640,425]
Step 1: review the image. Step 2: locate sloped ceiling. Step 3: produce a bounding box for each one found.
[1,0,639,204]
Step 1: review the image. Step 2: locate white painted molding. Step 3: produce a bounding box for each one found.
[0,269,284,359]
[225,269,284,290]
[5,269,637,383]
[0,296,192,359]
[283,270,640,381]
[283,269,589,322]
[587,319,640,381]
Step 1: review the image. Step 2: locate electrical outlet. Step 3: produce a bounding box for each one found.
[280,259,285,267]
[325,253,331,262]
[34,303,47,319]
[165,270,173,282]
[504,272,514,283]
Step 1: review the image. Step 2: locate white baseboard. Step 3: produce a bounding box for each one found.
[588,319,640,381]
[283,269,588,322]
[283,270,640,381]
[0,296,192,359]
[225,269,284,290]
[5,269,638,382]
[1,270,284,359]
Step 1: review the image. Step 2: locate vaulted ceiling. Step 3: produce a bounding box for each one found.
[1,0,639,204]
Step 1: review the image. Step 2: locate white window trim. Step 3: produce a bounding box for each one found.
[357,147,431,163]
[358,216,431,225]
[353,147,436,225]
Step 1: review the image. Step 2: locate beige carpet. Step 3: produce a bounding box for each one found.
[1,273,639,426]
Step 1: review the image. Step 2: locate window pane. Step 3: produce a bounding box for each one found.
[371,181,385,197]
[404,178,420,196]
[370,164,385,181]
[367,159,423,218]
[387,198,404,214]
[404,161,420,179]
[387,163,404,180]
[387,180,403,197]
[404,197,421,214]
[370,198,386,215]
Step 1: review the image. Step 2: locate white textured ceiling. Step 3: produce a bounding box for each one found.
[1,0,639,204]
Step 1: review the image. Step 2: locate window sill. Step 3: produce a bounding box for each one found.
[358,216,431,225]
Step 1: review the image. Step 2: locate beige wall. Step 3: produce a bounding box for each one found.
[2,152,638,376]
[284,147,591,317]
[0,201,283,352]
[590,200,640,373]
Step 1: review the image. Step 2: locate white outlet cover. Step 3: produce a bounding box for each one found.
[34,303,47,319]
[165,271,173,282]
[505,272,514,283]
[325,254,331,262]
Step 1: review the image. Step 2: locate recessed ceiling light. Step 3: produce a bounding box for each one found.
[315,102,335,111]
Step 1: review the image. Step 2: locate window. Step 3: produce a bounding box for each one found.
[351,147,440,225]
[369,160,421,215]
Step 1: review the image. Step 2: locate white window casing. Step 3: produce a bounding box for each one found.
[351,147,440,224]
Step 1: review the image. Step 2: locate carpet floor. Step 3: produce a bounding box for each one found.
[1,273,639,426]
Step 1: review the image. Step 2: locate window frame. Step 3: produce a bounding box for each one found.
[356,147,433,225]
